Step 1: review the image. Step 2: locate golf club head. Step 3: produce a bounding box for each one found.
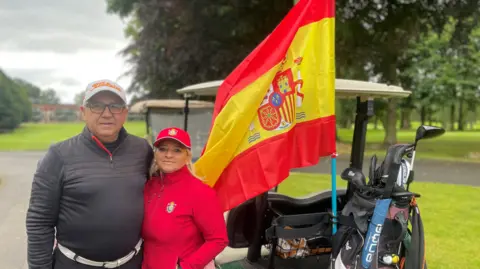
[341,167,367,188]
[415,125,445,144]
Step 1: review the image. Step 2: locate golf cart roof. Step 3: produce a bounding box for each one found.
[176,79,411,98]
[130,99,214,114]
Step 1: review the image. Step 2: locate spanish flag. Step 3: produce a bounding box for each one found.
[195,0,336,211]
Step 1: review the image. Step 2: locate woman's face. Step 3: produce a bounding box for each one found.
[155,139,190,173]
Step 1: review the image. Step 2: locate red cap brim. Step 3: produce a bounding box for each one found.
[153,137,191,149]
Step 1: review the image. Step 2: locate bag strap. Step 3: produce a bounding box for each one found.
[386,211,408,247]
[383,163,400,198]
[404,198,426,269]
[335,214,358,230]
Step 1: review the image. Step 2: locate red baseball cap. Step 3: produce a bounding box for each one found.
[153,127,191,149]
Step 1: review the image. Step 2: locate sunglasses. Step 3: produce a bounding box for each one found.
[86,102,126,114]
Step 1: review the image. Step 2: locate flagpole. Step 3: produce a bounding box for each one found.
[183,95,190,131]
[331,152,338,234]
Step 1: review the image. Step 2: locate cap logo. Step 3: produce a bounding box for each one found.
[89,81,123,92]
[168,128,178,136]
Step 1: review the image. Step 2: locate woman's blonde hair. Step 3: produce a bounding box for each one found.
[149,146,203,181]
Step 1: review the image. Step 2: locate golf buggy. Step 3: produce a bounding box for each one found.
[175,79,442,269]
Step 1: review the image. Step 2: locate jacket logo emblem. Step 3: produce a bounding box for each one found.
[168,129,178,136]
[166,202,176,213]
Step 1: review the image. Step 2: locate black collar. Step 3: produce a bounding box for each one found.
[80,125,128,146]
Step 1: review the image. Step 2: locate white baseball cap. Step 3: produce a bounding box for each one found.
[83,79,127,106]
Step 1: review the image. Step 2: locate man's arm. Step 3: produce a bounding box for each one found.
[26,146,63,269]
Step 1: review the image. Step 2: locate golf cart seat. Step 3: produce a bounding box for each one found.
[268,189,348,216]
[220,190,348,266]
[225,189,348,249]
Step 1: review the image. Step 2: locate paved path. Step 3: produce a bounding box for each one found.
[294,156,480,186]
[0,151,479,269]
[0,152,42,269]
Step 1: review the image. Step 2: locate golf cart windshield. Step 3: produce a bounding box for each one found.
[129,99,214,158]
[176,79,410,99]
[131,79,410,165]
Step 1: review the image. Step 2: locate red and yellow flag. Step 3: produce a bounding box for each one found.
[194,0,336,211]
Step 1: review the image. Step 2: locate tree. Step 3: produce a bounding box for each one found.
[13,83,33,123]
[106,0,293,99]
[335,0,480,144]
[405,17,480,131]
[107,0,480,145]
[39,89,61,104]
[0,70,32,131]
[73,92,85,106]
[14,78,43,104]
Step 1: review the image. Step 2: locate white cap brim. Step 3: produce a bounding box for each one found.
[83,87,127,105]
[83,79,127,106]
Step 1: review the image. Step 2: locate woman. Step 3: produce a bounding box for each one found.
[142,127,229,269]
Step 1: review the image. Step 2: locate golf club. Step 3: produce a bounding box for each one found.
[410,125,446,170]
[406,125,445,189]
[341,167,367,189]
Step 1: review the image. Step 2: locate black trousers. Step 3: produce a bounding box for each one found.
[52,247,143,269]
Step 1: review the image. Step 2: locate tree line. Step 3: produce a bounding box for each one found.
[0,69,61,132]
[106,0,480,145]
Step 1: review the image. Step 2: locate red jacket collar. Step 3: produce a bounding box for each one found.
[152,165,191,185]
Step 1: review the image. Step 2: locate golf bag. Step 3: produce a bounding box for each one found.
[330,145,427,269]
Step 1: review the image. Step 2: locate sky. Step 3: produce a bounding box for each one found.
[0,0,132,104]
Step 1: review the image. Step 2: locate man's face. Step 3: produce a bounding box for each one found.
[81,91,128,142]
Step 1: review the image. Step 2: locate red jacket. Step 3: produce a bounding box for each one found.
[142,166,229,269]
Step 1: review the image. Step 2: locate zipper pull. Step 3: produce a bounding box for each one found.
[110,155,113,162]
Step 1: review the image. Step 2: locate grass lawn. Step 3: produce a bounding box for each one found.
[1,121,479,163]
[277,173,480,269]
[1,121,478,267]
[338,125,480,163]
[0,121,145,151]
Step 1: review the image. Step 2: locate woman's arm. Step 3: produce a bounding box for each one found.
[179,186,229,269]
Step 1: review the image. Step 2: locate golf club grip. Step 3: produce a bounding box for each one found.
[382,144,415,175]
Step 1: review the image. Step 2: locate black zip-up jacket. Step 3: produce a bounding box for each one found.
[26,126,153,269]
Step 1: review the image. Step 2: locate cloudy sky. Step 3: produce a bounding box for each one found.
[0,0,132,103]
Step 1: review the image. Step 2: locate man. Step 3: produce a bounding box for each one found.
[26,79,153,269]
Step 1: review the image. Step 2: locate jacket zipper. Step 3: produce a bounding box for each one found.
[91,135,128,167]
[150,193,161,216]
[147,189,163,226]
[151,180,165,215]
[147,179,166,222]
